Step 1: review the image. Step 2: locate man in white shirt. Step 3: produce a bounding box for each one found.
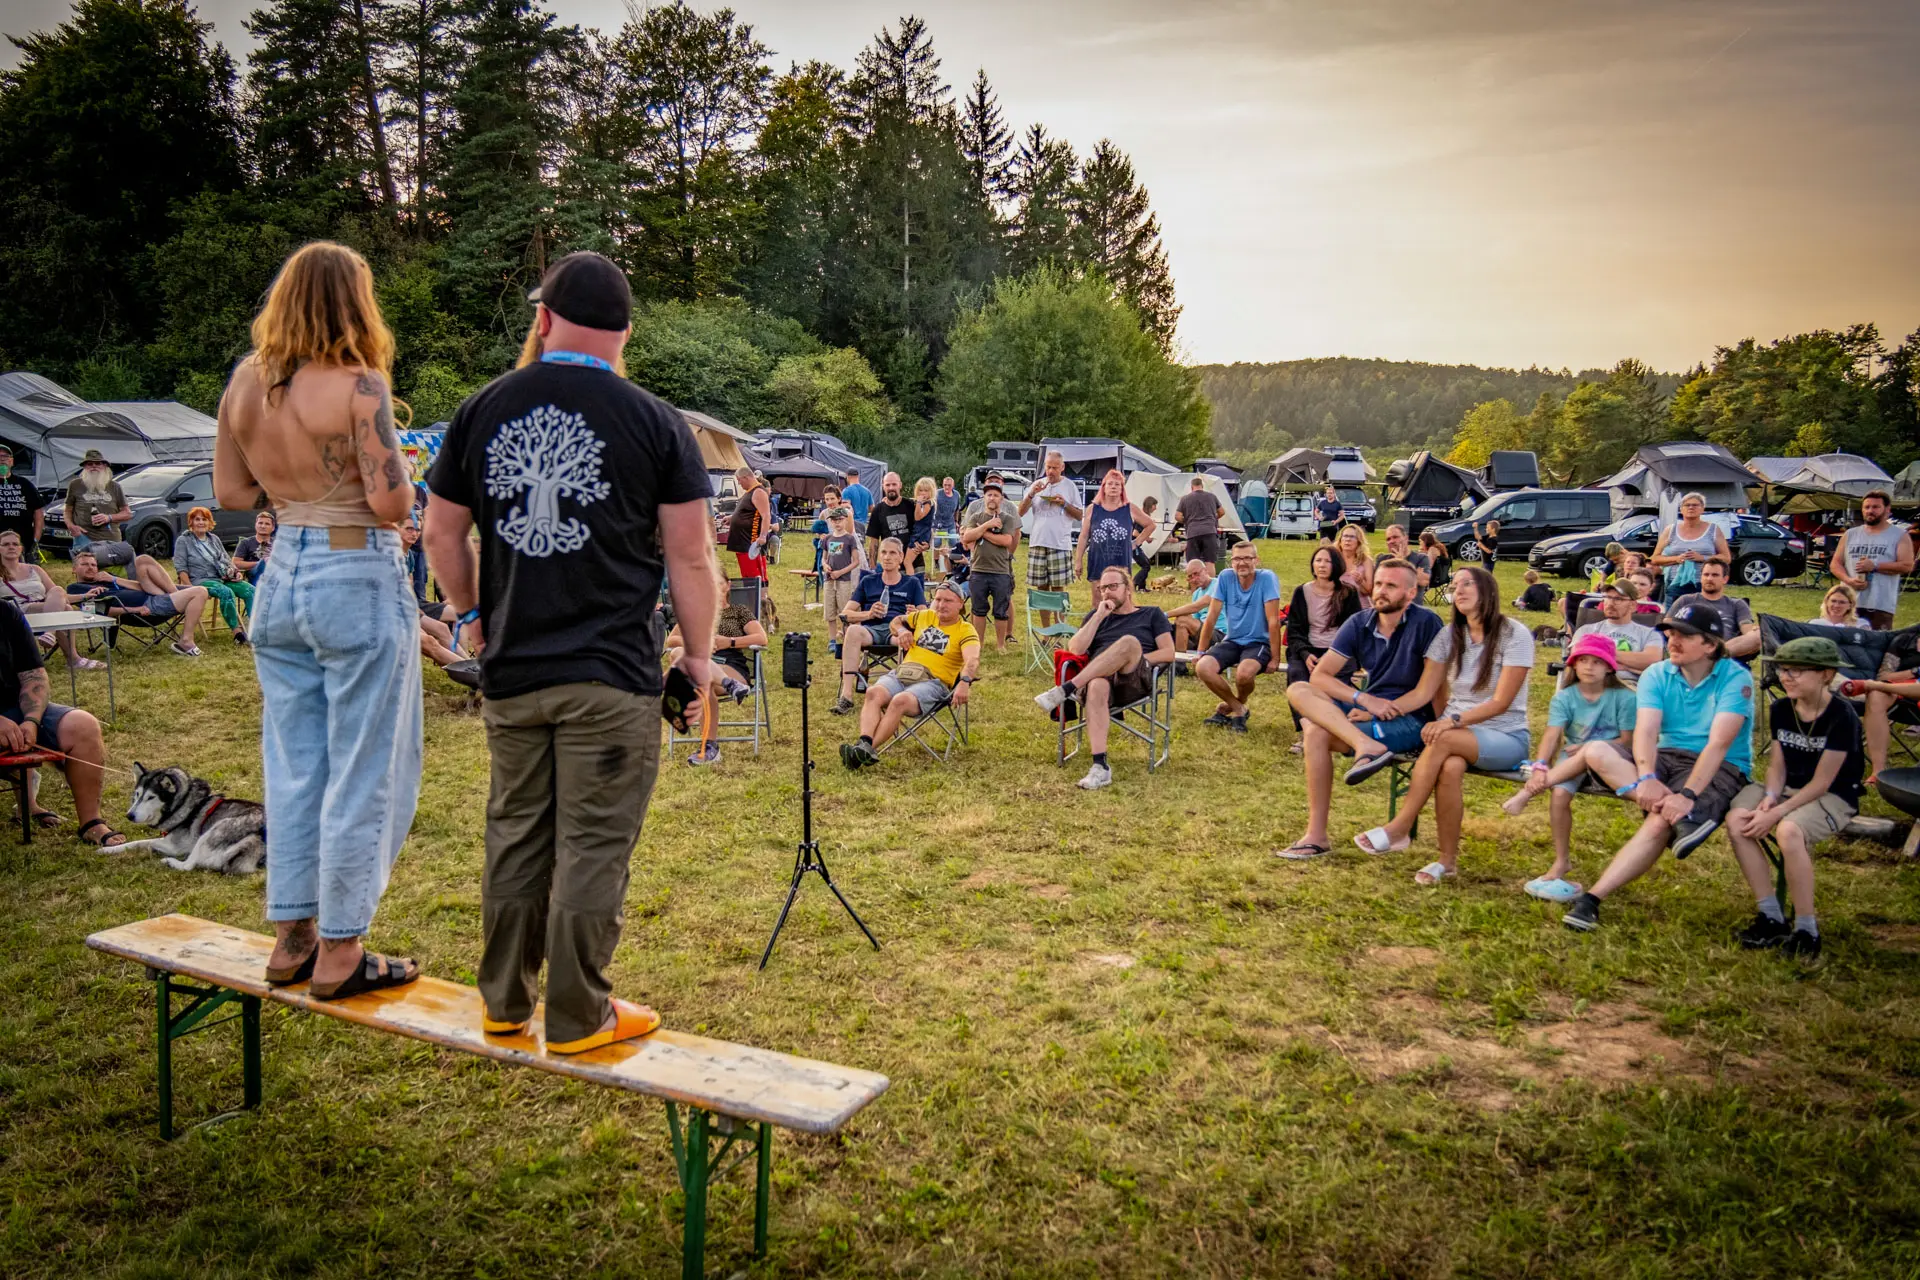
[1570,580,1664,687]
[1831,489,1912,630]
[1020,450,1082,628]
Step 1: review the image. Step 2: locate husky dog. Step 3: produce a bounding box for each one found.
[121,763,267,874]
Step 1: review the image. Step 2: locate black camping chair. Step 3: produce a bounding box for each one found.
[1757,615,1920,760]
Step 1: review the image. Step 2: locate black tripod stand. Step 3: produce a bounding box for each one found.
[760,636,880,968]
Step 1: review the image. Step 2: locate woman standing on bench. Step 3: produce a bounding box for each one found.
[1352,566,1535,884]
[215,241,424,1001]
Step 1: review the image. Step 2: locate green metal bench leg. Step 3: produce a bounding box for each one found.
[1388,762,1419,839]
[150,969,261,1140]
[755,1122,772,1259]
[682,1107,709,1280]
[668,1104,774,1278]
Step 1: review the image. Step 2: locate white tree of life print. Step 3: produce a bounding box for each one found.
[484,405,613,557]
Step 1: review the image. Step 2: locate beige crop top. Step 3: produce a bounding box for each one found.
[234,370,384,528]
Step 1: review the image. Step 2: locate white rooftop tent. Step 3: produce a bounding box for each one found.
[1596,442,1754,524]
[1039,436,1179,483]
[1751,452,1896,514]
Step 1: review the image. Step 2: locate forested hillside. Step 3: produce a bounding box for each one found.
[1194,357,1683,460]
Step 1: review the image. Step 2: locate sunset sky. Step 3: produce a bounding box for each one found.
[8,0,1916,371]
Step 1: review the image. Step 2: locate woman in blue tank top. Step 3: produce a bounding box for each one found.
[1077,468,1150,583]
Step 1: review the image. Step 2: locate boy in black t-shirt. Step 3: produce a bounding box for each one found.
[1724,636,1860,961]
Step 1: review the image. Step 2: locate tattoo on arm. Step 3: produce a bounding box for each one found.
[357,374,399,449]
[19,669,48,721]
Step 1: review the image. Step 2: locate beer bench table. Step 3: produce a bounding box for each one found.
[87,914,890,1279]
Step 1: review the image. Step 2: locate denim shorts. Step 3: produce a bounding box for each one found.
[875,672,952,712]
[2,703,74,748]
[1354,711,1428,754]
[1467,725,1531,772]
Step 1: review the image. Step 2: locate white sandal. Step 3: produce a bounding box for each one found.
[1353,827,1409,855]
[1414,861,1455,885]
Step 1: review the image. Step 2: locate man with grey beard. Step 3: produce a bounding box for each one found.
[64,449,133,559]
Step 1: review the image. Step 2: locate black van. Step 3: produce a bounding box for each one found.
[1426,489,1613,563]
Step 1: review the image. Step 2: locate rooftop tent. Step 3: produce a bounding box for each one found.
[680,408,753,474]
[985,441,1040,471]
[1745,456,1803,486]
[1386,451,1489,535]
[1127,471,1246,561]
[1039,436,1179,482]
[749,429,885,493]
[1756,452,1896,514]
[1481,451,1539,491]
[743,447,839,503]
[95,400,216,462]
[1895,459,1920,506]
[0,371,155,489]
[1322,447,1375,484]
[1263,446,1333,489]
[1595,441,1754,523]
[1191,457,1243,501]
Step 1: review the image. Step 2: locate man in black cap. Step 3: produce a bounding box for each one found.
[425,250,716,1055]
[1561,601,1756,932]
[0,443,46,557]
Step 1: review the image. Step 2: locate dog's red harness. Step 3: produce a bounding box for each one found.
[201,796,225,822]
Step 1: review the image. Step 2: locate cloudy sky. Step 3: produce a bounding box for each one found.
[7,0,1916,371]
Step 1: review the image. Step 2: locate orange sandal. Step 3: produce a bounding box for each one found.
[546,998,661,1055]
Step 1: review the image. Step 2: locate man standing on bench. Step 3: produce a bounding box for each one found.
[1279,559,1444,860]
[1561,603,1755,933]
[427,250,717,1054]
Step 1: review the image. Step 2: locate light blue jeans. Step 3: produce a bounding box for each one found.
[251,526,422,938]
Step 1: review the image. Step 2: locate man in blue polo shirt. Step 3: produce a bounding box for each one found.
[1279,558,1444,859]
[1561,602,1754,932]
[841,468,873,529]
[1193,540,1283,732]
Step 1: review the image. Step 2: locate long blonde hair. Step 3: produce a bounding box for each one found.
[250,242,396,397]
[1337,522,1372,564]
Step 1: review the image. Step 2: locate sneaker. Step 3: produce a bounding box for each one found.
[839,742,863,770]
[1736,912,1790,950]
[1202,711,1232,728]
[1076,763,1113,790]
[233,628,248,646]
[1562,892,1602,932]
[829,696,856,716]
[1779,929,1822,961]
[721,675,752,704]
[854,741,879,767]
[1227,714,1249,734]
[1671,817,1719,859]
[687,742,721,767]
[1034,685,1067,713]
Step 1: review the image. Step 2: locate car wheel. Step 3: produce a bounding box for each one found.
[1738,556,1775,588]
[1579,552,1612,581]
[137,523,173,559]
[1454,540,1482,563]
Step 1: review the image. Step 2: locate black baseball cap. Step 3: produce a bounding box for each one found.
[1657,603,1727,640]
[528,252,632,331]
[982,478,1004,493]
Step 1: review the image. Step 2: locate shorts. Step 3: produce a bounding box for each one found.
[1351,711,1429,755]
[715,648,753,680]
[1027,545,1073,591]
[1598,740,1747,829]
[143,593,179,619]
[1204,639,1271,671]
[1102,661,1154,708]
[1862,609,1895,631]
[1,702,75,748]
[1467,725,1531,772]
[822,573,855,622]
[1318,522,1342,540]
[734,550,767,581]
[875,672,952,712]
[969,571,1014,621]
[1186,533,1222,565]
[933,528,958,547]
[1729,783,1856,844]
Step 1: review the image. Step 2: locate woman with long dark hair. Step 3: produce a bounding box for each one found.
[1351,565,1534,883]
[215,241,423,998]
[1284,545,1362,745]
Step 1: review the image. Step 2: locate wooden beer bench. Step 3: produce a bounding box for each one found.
[87,914,890,1279]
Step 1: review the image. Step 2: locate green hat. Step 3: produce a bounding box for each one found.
[1772,635,1846,670]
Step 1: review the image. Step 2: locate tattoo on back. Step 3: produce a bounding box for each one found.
[319,435,351,483]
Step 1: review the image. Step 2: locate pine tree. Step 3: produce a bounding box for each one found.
[848,14,947,127]
[245,0,398,214]
[381,0,468,225]
[1006,123,1076,274]
[1072,139,1179,352]
[613,1,771,300]
[956,68,1011,208]
[745,60,849,332]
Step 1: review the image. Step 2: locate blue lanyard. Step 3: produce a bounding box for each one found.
[540,350,614,372]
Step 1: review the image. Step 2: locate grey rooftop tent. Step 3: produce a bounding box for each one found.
[1386,451,1490,535]
[1895,459,1920,506]
[751,430,885,494]
[1751,452,1895,514]
[1596,442,1755,523]
[1479,451,1539,491]
[0,372,156,489]
[742,447,840,503]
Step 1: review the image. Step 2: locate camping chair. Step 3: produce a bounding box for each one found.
[872,684,969,764]
[105,604,186,654]
[1546,603,1605,678]
[663,582,773,756]
[1758,615,1920,759]
[1053,650,1175,774]
[1024,589,1077,673]
[0,749,63,843]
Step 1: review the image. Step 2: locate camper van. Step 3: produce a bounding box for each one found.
[1267,493,1319,538]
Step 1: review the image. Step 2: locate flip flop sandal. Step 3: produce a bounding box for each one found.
[1354,826,1410,855]
[29,808,62,828]
[265,948,317,986]
[309,950,420,1001]
[546,998,662,1055]
[1344,749,1400,786]
[482,1011,530,1036]
[1273,841,1333,861]
[1524,877,1583,903]
[77,817,125,848]
[1414,861,1456,886]
[73,657,107,671]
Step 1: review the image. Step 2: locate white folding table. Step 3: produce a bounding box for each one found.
[29,610,118,725]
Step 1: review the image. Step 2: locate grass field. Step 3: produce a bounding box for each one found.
[3,538,1919,1279]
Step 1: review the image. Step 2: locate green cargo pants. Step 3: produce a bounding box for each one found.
[478,682,662,1045]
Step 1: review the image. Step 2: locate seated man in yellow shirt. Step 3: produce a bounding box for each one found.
[842,579,980,768]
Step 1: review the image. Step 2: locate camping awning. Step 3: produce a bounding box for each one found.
[1039,437,1178,478]
[743,448,839,503]
[96,401,217,461]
